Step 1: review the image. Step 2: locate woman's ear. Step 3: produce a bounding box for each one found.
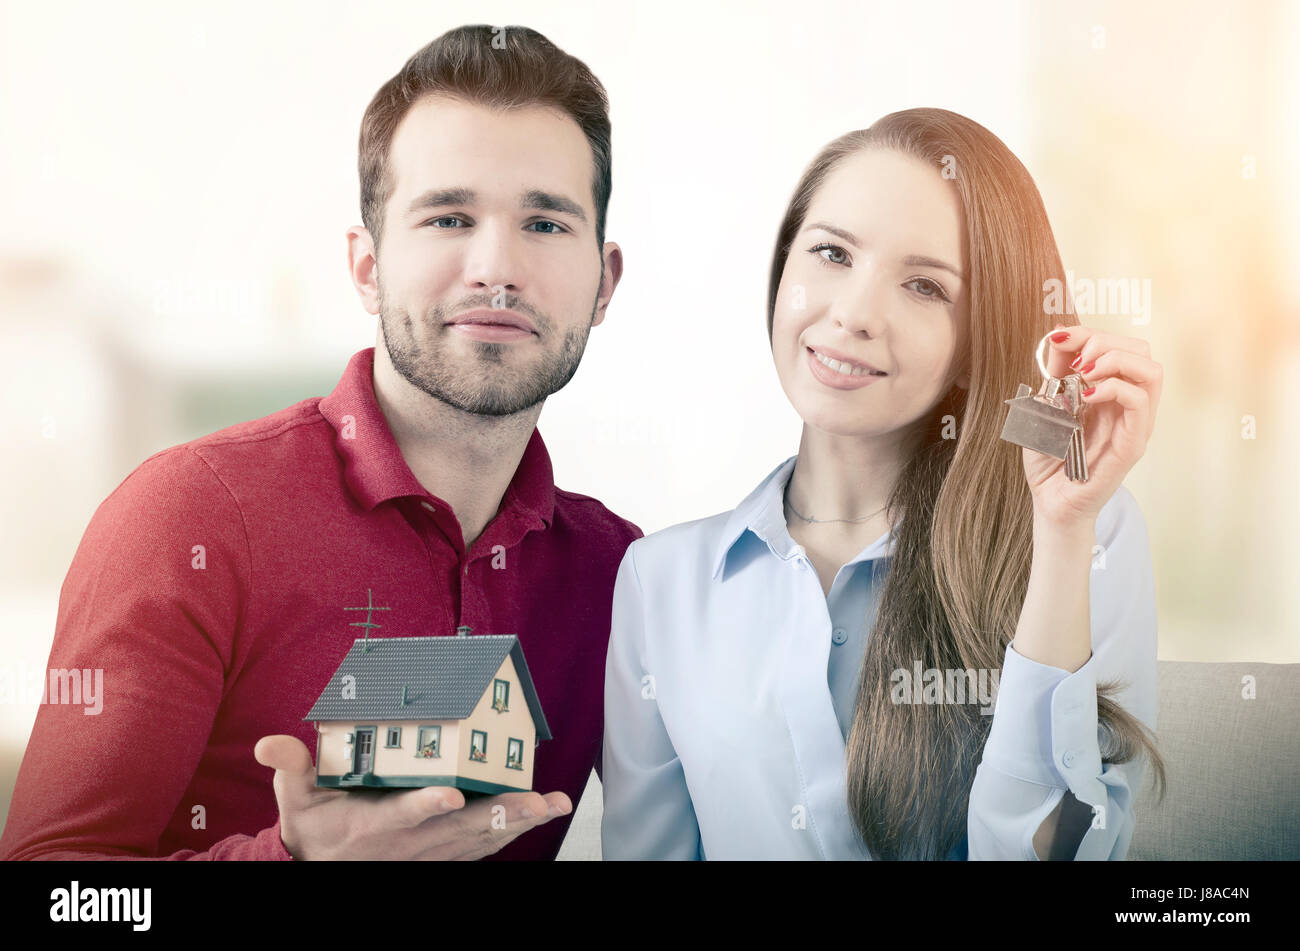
[957,370,970,390]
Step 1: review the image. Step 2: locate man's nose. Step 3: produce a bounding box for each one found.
[462,221,524,294]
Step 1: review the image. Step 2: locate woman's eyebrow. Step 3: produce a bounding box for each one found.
[804,221,963,282]
[805,220,860,247]
[902,254,964,282]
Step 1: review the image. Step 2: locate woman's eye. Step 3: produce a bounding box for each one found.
[906,277,951,303]
[808,242,849,266]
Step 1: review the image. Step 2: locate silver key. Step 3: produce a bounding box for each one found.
[1058,373,1089,483]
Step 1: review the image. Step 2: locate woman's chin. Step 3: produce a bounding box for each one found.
[778,376,899,438]
[794,404,888,439]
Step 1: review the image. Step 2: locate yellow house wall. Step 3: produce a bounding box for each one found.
[460,655,537,790]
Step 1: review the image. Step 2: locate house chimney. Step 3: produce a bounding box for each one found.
[455,625,471,637]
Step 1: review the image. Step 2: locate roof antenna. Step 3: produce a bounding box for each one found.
[344,588,391,653]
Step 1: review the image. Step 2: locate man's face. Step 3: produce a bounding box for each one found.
[357,94,616,416]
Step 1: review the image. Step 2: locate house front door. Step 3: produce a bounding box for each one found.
[354,728,375,774]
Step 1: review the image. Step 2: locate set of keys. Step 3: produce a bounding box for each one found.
[1000,331,1091,482]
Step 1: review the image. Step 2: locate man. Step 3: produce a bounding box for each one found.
[0,24,636,861]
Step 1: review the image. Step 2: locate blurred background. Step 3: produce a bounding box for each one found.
[1,0,1296,840]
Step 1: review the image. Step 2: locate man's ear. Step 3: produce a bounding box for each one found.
[591,242,623,328]
[347,225,380,315]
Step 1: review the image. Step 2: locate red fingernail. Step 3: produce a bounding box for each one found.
[1050,331,1070,343]
[1081,385,1097,397]
[1080,361,1095,375]
[1069,355,1082,369]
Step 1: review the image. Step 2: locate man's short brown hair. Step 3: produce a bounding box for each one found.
[359,25,612,254]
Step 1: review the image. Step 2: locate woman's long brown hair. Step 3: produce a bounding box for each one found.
[766,108,1166,860]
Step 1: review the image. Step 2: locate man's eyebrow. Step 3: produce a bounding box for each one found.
[406,187,587,225]
[521,189,588,225]
[804,220,963,281]
[408,187,476,215]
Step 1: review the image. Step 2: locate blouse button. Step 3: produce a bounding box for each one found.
[1061,750,1077,768]
[832,627,848,645]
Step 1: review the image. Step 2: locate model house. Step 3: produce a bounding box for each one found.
[304,625,552,795]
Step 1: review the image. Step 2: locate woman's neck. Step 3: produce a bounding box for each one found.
[783,424,914,594]
[785,424,910,526]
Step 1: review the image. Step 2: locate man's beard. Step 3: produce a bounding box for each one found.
[378,287,595,417]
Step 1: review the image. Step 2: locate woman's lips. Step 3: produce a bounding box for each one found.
[806,347,886,390]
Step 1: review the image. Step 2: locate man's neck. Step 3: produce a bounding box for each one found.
[371,344,543,551]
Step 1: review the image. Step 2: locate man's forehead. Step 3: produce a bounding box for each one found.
[388,96,592,205]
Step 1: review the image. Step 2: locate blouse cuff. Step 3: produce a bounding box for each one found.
[982,641,1108,807]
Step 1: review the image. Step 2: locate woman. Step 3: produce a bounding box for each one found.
[600,108,1167,860]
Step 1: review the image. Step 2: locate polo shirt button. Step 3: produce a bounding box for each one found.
[420,501,435,512]
[832,627,848,645]
[1062,750,1076,768]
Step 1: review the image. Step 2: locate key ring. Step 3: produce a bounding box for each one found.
[1034,329,1085,415]
[1034,330,1058,382]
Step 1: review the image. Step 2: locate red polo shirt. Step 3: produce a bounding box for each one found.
[0,347,641,861]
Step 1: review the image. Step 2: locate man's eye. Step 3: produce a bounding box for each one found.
[905,277,951,303]
[527,220,565,234]
[427,216,466,228]
[808,242,849,266]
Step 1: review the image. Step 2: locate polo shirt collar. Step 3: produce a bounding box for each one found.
[711,455,897,580]
[318,347,556,528]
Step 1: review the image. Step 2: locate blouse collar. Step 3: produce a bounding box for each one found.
[711,456,897,581]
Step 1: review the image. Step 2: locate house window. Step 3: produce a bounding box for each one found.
[469,729,488,763]
[385,727,402,748]
[416,725,441,758]
[492,678,509,712]
[506,737,524,770]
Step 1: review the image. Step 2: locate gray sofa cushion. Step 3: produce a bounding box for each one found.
[1129,661,1300,860]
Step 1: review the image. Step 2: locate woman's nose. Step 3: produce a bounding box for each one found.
[828,276,884,335]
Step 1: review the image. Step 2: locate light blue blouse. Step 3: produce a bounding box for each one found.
[601,456,1158,860]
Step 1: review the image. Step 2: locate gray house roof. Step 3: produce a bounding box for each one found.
[302,634,552,741]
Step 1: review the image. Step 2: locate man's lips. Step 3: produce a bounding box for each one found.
[447,309,537,342]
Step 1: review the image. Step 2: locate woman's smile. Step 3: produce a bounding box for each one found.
[806,345,888,390]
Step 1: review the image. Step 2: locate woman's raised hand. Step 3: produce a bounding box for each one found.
[1019,323,1163,527]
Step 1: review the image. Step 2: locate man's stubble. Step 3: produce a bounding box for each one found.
[377,278,599,418]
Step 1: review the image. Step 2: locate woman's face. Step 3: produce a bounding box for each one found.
[771,148,970,438]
